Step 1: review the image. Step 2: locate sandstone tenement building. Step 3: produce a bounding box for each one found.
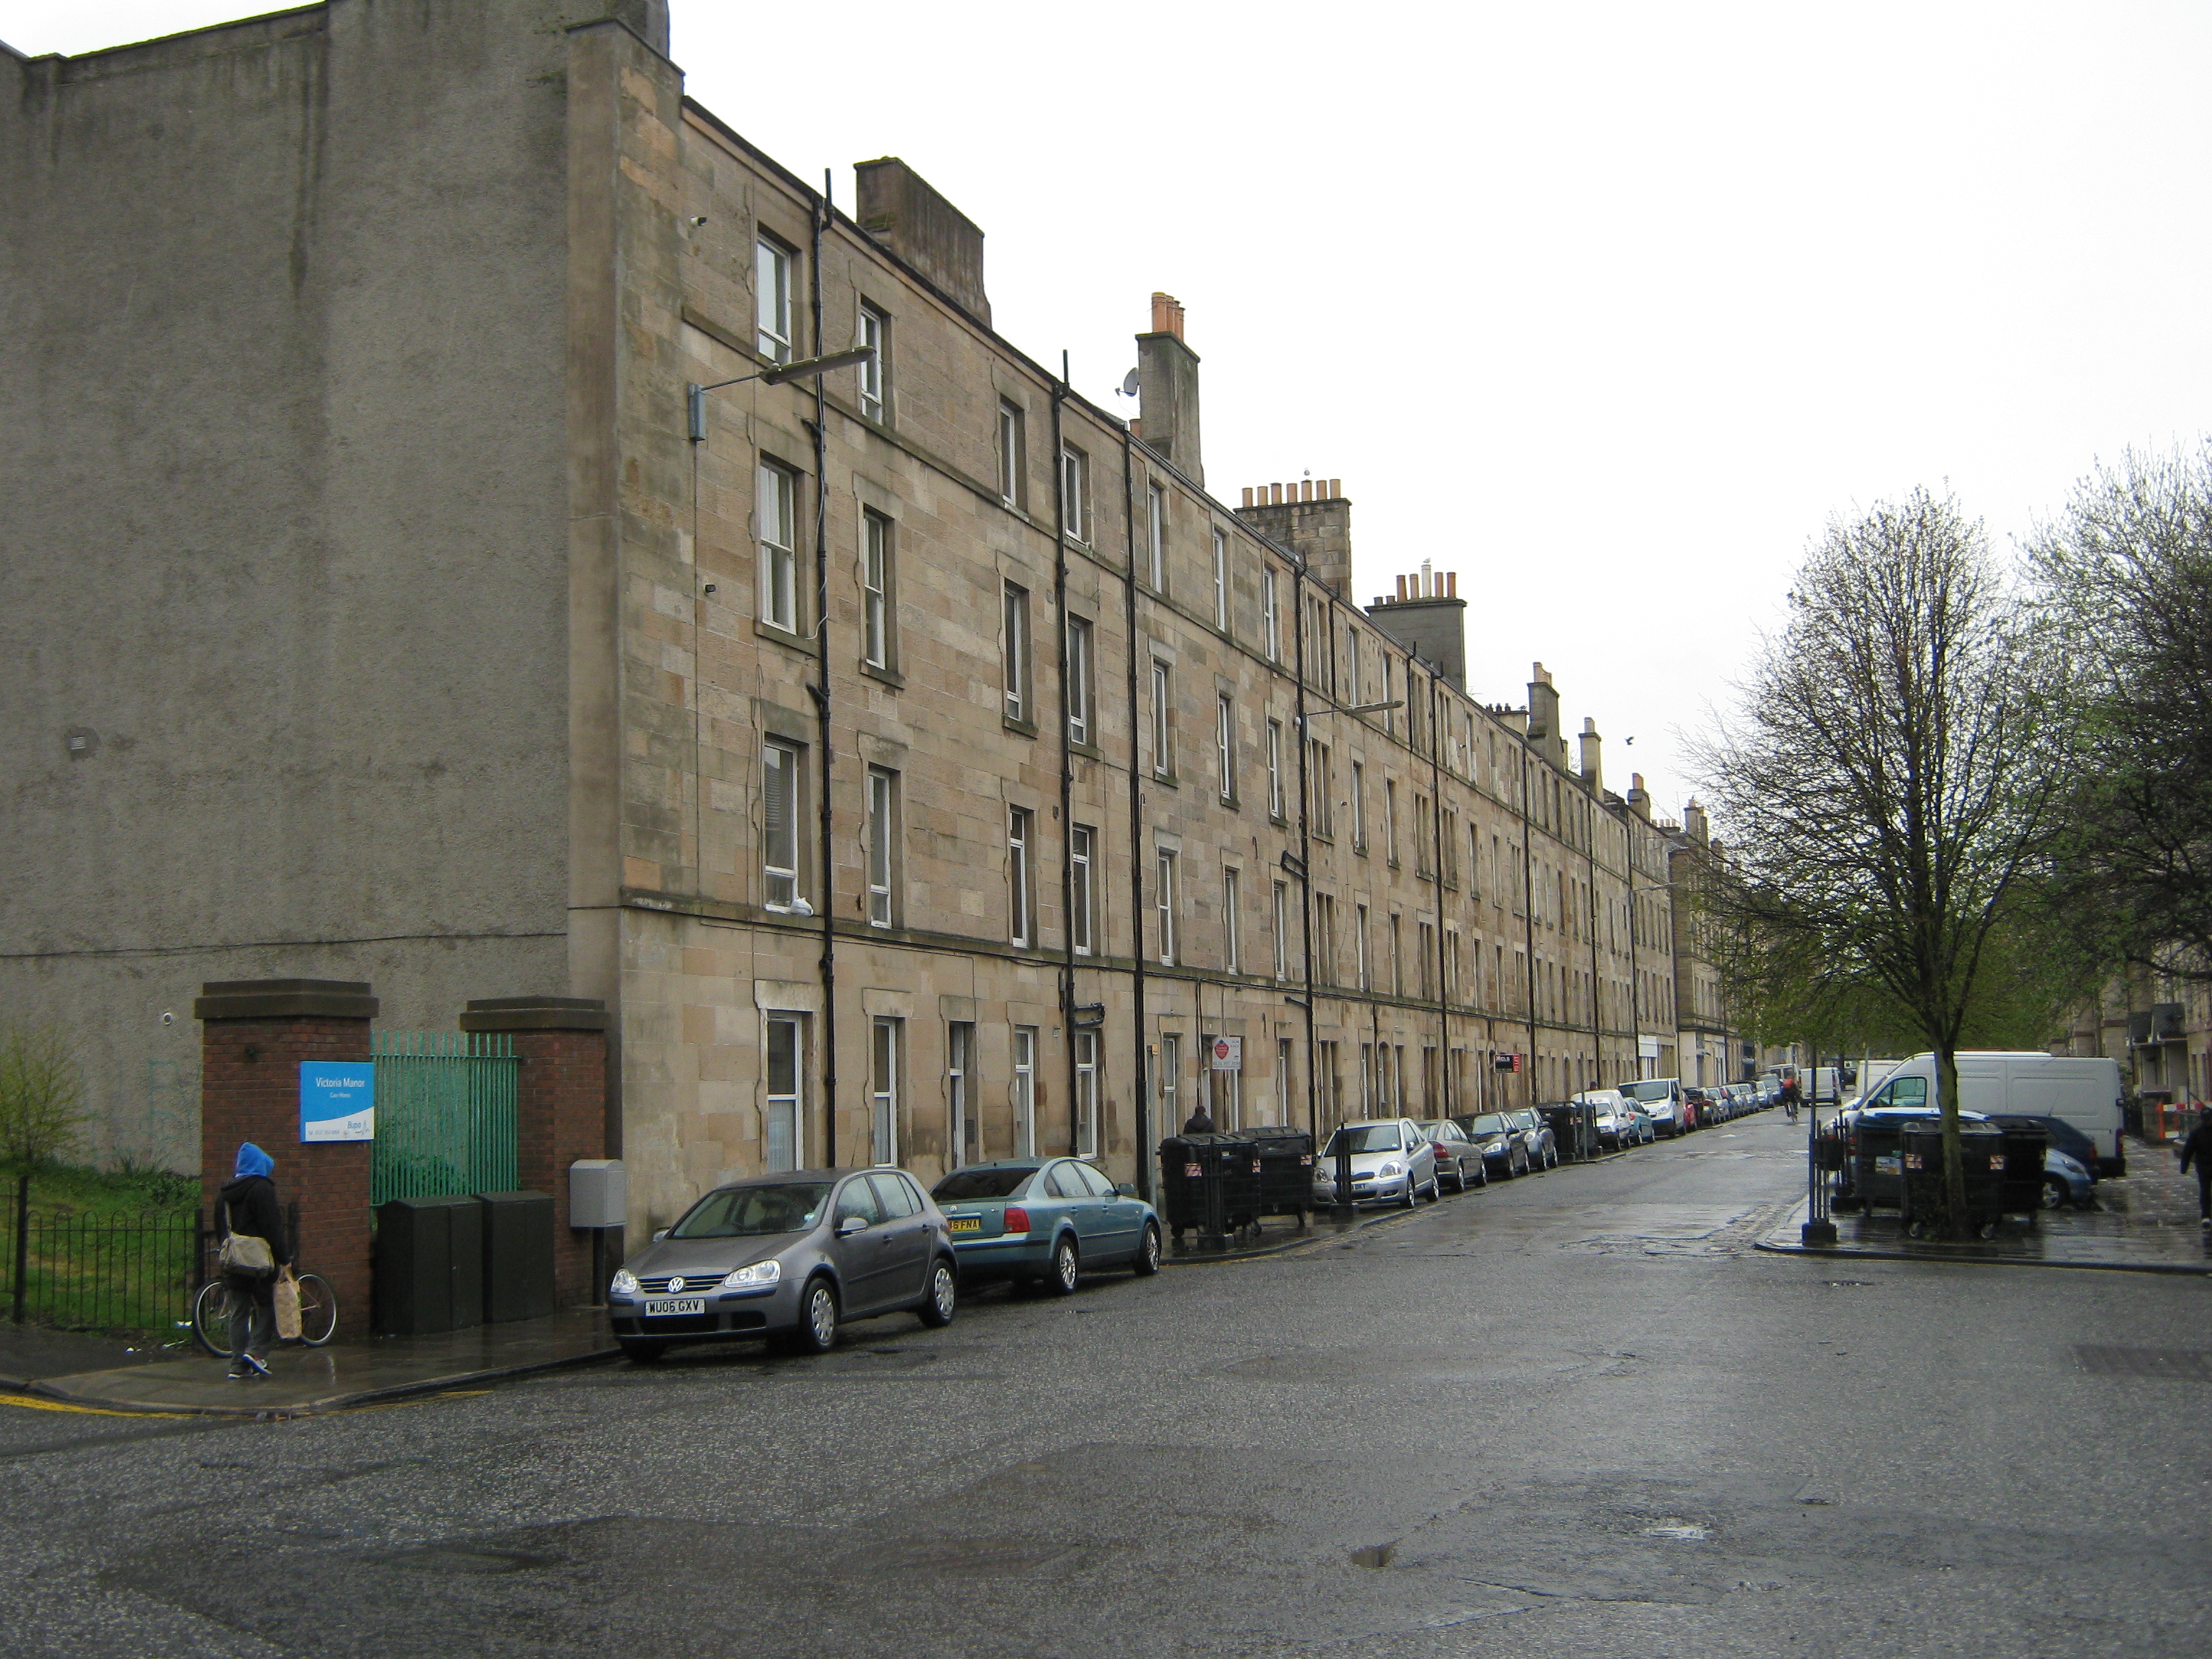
[3,1,1730,1238]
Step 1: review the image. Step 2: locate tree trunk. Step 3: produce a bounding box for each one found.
[1938,1046,1969,1241]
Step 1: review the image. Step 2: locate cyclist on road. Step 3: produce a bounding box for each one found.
[1779,1077,1804,1122]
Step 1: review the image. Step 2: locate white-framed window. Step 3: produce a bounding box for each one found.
[1008,806,1033,946]
[765,1014,803,1172]
[1384,778,1399,866]
[763,739,801,910]
[1013,1026,1037,1158]
[1350,760,1366,850]
[1272,880,1290,980]
[1357,902,1370,990]
[1151,661,1173,778]
[862,510,893,670]
[1391,913,1404,996]
[1147,482,1166,590]
[1383,657,1396,737]
[865,765,896,928]
[858,301,888,421]
[998,401,1025,508]
[1262,567,1280,662]
[1066,614,1094,746]
[1346,629,1362,706]
[1071,824,1094,956]
[1216,695,1235,804]
[1074,1031,1099,1159]
[947,1020,975,1167]
[1160,1033,1182,1128]
[1309,739,1333,838]
[758,460,799,632]
[1002,582,1030,724]
[1223,866,1241,975]
[1267,719,1285,819]
[1061,444,1089,543]
[1211,529,1228,629]
[1156,848,1178,966]
[871,1017,901,1166]
[756,238,793,363]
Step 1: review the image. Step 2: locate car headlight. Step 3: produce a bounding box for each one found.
[610,1268,639,1295]
[721,1260,782,1290]
[1378,1161,1403,1177]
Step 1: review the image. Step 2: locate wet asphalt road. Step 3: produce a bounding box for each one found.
[4,1110,2207,1658]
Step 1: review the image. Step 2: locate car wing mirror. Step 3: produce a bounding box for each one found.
[652,1228,670,1242]
[1116,1182,1136,1197]
[837,1215,868,1237]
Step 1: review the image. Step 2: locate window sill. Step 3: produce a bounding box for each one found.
[860,660,905,691]
[1353,842,1369,858]
[1269,813,1288,830]
[1219,793,1239,811]
[755,619,813,655]
[1151,770,1179,789]
[1003,714,1038,739]
[1069,738,1102,761]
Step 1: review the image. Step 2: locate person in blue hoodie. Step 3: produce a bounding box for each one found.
[216,1143,291,1379]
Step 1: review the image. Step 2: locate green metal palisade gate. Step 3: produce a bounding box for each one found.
[369,1032,520,1205]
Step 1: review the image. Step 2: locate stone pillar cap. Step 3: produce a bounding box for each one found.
[460,997,611,1033]
[195,979,379,1021]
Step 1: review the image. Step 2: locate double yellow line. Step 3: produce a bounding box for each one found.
[0,1392,192,1421]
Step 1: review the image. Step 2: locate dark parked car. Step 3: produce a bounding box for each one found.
[1419,1120,1491,1192]
[1453,1112,1531,1179]
[931,1158,1161,1292]
[609,1169,957,1362]
[1506,1107,1558,1170]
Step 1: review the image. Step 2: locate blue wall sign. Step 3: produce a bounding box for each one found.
[300,1061,375,1143]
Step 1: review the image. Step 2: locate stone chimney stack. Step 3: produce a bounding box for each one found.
[1235,476,1352,598]
[1526,663,1568,771]
[855,158,990,326]
[1683,800,1709,845]
[1134,292,1202,484]
[1364,561,1467,691]
[1578,717,1603,793]
[1627,771,1653,822]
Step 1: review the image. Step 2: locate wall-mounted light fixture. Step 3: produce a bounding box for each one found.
[686,347,877,443]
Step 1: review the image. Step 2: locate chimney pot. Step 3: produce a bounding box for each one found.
[1270,482,1282,505]
[1242,486,1254,508]
[1328,479,1340,499]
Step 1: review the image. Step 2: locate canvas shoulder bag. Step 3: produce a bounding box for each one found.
[219,1200,276,1276]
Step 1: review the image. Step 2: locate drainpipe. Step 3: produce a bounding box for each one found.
[1052,356,1079,1158]
[1425,668,1449,1120]
[807,175,837,1161]
[1519,734,1539,1110]
[1585,793,1603,1091]
[1290,565,1329,1201]
[1120,431,1151,1198]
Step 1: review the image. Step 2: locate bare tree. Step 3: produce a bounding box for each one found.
[1696,490,2073,1236]
[2030,444,2212,980]
[0,1025,89,1321]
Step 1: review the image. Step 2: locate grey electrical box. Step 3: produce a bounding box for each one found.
[570,1159,626,1229]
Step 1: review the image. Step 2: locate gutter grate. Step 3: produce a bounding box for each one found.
[2073,1345,2212,1381]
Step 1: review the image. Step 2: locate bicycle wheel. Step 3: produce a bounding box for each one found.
[292,1273,338,1346]
[192,1279,233,1357]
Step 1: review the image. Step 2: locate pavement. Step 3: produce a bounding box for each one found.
[3,1112,2206,1657]
[4,1308,617,1419]
[1758,1134,2212,1274]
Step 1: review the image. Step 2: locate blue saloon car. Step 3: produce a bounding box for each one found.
[930,1159,1162,1293]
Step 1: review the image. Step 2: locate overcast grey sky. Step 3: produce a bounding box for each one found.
[9,1,2208,820]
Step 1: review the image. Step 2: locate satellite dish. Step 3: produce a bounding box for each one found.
[1120,368,1140,399]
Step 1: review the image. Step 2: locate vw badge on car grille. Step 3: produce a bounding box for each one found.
[667,1276,685,1292]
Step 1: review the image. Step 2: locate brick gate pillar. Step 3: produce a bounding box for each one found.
[459,997,610,1310]
[196,979,379,1339]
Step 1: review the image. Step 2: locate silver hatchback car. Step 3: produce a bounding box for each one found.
[1311,1118,1440,1208]
[608,1168,958,1362]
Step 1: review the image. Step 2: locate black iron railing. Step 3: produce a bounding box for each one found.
[4,1200,198,1334]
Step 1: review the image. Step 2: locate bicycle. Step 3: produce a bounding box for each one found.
[192,1267,338,1356]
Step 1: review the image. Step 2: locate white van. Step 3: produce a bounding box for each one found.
[1856,1052,2126,1174]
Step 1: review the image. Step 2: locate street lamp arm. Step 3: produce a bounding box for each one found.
[687,346,878,441]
